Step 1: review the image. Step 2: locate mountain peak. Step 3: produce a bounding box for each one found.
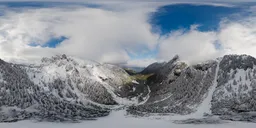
[167,55,180,64]
[41,54,72,64]
[1,54,256,123]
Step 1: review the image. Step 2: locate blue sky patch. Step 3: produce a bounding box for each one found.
[135,3,255,61]
[149,4,246,35]
[1,1,256,65]
[30,36,67,48]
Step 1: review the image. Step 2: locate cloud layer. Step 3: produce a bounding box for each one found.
[0,4,159,65]
[0,2,256,67]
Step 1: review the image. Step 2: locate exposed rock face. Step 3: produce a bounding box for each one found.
[140,62,167,75]
[173,117,225,124]
[0,59,109,122]
[212,55,256,115]
[0,55,147,122]
[129,54,256,122]
[129,56,218,114]
[219,112,256,123]
[1,54,256,123]
[23,55,117,105]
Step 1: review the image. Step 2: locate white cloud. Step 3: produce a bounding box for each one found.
[218,17,256,56]
[158,26,219,64]
[0,5,159,65]
[0,1,256,68]
[157,14,256,64]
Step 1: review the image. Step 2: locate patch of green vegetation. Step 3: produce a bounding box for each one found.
[121,68,154,85]
[121,76,134,85]
[124,68,137,75]
[131,73,154,81]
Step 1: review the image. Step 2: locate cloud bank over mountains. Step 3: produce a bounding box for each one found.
[0,4,159,65]
[0,1,256,67]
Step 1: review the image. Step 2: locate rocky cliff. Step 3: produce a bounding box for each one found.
[1,54,256,123]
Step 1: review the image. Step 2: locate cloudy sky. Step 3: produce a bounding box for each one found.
[0,0,256,67]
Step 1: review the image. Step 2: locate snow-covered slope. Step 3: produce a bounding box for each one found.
[191,58,221,117]
[212,55,256,119]
[0,55,149,122]
[128,55,256,122]
[0,56,110,122]
[1,54,256,123]
[21,55,149,106]
[129,56,218,115]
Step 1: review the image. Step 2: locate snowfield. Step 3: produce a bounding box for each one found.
[191,59,221,117]
[0,110,255,128]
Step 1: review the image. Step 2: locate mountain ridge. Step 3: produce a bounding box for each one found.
[0,54,149,122]
[1,54,256,123]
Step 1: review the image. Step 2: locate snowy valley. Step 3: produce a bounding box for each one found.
[0,54,256,127]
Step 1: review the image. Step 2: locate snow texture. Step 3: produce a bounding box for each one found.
[192,58,221,117]
[1,54,256,124]
[0,110,256,128]
[0,55,149,122]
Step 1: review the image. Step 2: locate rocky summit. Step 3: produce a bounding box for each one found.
[128,54,256,122]
[0,55,148,122]
[0,54,256,123]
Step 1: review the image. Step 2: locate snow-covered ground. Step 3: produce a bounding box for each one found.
[192,60,221,117]
[0,110,255,128]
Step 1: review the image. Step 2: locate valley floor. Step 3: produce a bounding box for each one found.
[0,110,255,128]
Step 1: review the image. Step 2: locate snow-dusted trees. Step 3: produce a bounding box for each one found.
[0,60,109,123]
[233,79,238,85]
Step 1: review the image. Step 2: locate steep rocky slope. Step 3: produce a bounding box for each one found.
[1,54,256,123]
[128,54,256,122]
[212,55,256,122]
[140,61,167,75]
[0,55,149,122]
[212,55,256,114]
[0,58,109,122]
[129,55,218,115]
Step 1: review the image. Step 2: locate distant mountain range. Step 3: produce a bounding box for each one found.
[0,54,256,123]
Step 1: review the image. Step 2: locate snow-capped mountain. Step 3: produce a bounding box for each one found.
[129,55,218,115]
[1,54,256,123]
[0,55,149,122]
[128,54,256,122]
[140,61,167,75]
